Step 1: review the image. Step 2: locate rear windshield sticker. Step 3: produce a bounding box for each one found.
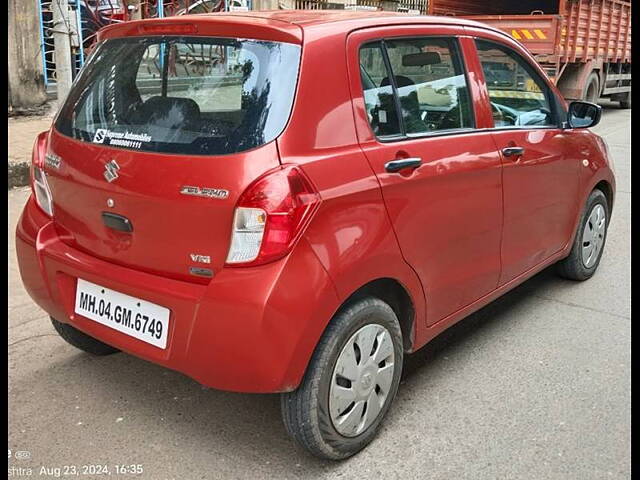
[93,129,152,149]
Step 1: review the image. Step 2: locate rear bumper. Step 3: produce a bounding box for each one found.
[15,195,339,393]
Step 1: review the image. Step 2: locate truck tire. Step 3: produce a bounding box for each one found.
[583,73,600,103]
[281,297,403,460]
[51,317,120,355]
[620,91,631,109]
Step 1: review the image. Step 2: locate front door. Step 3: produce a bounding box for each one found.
[348,29,504,325]
[472,38,581,285]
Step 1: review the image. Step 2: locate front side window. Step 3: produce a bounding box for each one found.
[55,36,301,155]
[475,39,555,128]
[359,37,474,139]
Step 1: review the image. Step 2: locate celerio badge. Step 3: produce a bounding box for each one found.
[180,186,229,200]
[104,160,120,183]
[45,153,61,170]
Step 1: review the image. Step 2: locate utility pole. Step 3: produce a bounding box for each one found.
[7,0,47,110]
[51,0,73,102]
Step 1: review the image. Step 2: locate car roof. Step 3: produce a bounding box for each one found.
[195,10,490,30]
[98,10,504,45]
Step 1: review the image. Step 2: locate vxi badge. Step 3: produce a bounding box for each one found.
[190,254,211,264]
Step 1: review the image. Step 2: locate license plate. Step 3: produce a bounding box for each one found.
[74,279,170,349]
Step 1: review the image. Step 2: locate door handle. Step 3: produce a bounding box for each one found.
[502,146,525,158]
[384,157,422,173]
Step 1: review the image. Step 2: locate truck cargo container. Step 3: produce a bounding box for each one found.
[429,0,631,107]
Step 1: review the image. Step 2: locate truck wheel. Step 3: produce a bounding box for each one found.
[583,73,600,103]
[556,189,609,281]
[620,91,631,109]
[280,297,403,460]
[50,317,120,355]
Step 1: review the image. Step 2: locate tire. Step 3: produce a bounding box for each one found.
[50,317,120,356]
[583,73,600,103]
[620,91,631,109]
[281,297,403,460]
[557,189,609,281]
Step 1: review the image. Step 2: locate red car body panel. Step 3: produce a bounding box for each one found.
[15,11,615,393]
[16,198,341,392]
[276,21,428,347]
[47,132,280,283]
[346,26,504,325]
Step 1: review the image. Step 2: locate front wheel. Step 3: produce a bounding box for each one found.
[281,297,403,460]
[557,189,609,281]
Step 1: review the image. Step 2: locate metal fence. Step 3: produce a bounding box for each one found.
[139,0,251,18]
[293,0,427,13]
[38,0,422,90]
[38,0,82,88]
[38,0,128,88]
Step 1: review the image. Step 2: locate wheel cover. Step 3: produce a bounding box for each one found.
[329,324,395,437]
[581,204,606,268]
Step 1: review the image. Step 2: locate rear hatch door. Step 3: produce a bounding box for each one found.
[46,33,301,282]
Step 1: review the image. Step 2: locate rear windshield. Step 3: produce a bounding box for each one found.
[55,36,301,155]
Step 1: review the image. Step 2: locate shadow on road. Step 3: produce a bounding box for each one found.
[401,266,557,381]
[597,99,627,118]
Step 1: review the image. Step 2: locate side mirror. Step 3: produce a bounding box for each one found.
[567,101,602,129]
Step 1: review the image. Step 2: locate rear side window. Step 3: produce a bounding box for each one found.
[359,42,402,137]
[359,37,474,139]
[55,37,301,155]
[475,39,555,128]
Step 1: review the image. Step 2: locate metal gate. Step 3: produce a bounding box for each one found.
[38,0,128,89]
[38,0,254,90]
[38,0,82,89]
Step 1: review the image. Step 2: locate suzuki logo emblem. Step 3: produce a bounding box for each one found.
[104,160,120,183]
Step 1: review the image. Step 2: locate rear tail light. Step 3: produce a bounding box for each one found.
[226,165,320,267]
[31,131,54,217]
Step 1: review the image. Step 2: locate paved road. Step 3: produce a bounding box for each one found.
[8,103,630,479]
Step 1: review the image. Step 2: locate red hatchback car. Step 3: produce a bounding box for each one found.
[16,11,615,459]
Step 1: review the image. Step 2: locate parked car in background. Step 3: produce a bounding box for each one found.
[17,11,615,460]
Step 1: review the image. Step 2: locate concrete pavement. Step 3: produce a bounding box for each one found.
[8,102,630,479]
[8,111,55,188]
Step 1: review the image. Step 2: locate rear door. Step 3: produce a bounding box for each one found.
[47,34,301,282]
[470,36,580,285]
[347,26,504,325]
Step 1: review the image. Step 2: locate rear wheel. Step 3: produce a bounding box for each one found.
[281,297,403,460]
[557,189,609,281]
[51,317,120,355]
[583,73,600,103]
